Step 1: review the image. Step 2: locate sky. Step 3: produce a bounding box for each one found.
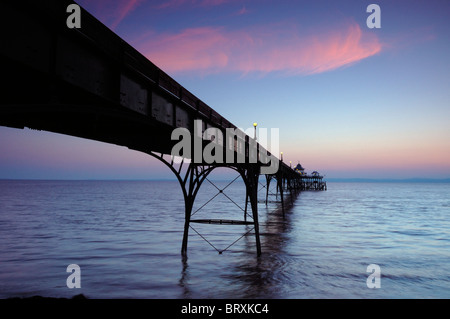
[1,0,449,180]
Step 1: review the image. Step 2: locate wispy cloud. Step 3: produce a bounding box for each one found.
[137,21,382,76]
[78,0,143,30]
[157,0,230,9]
[110,0,143,30]
[236,5,249,15]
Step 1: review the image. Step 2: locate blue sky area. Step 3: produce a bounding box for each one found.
[0,0,449,180]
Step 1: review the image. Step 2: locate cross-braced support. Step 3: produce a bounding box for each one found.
[147,153,213,255]
[239,165,261,256]
[148,152,262,256]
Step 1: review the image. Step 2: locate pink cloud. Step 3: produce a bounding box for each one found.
[139,27,230,73]
[110,0,143,30]
[137,21,382,76]
[157,0,229,9]
[78,0,143,30]
[236,6,249,15]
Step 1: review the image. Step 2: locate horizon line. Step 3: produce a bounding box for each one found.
[1,177,450,183]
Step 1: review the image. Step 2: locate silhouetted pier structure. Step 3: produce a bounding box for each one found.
[0,0,326,256]
[299,174,327,191]
[291,164,327,191]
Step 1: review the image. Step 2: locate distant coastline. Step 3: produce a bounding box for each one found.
[1,177,450,183]
[326,178,450,183]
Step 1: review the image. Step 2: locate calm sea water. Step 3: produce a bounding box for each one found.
[0,179,449,299]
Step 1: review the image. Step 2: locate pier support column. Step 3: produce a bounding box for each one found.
[181,195,194,256]
[265,174,273,205]
[243,165,261,257]
[276,171,285,218]
[179,164,215,256]
[148,152,264,256]
[147,153,213,256]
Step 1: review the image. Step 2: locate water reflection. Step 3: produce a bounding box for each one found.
[178,188,301,299]
[179,255,190,298]
[2,181,449,298]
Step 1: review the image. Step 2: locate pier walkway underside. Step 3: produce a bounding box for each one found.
[0,0,325,256]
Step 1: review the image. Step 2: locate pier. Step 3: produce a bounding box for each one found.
[0,0,326,256]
